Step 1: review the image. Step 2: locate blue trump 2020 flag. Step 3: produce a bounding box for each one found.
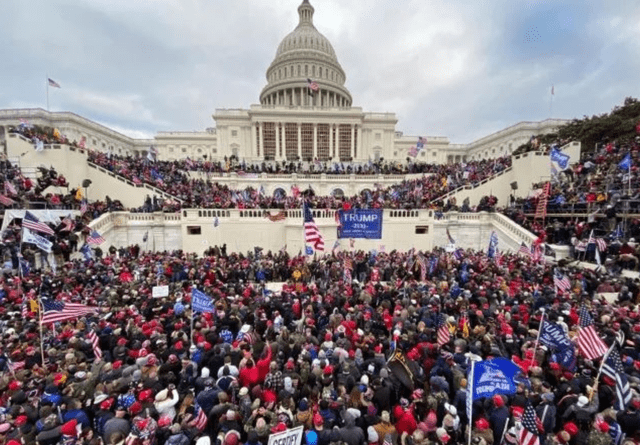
[471,357,522,399]
[540,319,576,370]
[192,288,214,313]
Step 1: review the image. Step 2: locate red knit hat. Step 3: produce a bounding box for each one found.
[492,394,504,408]
[313,413,324,426]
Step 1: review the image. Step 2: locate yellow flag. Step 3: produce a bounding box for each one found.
[29,299,39,313]
[53,128,61,140]
[75,188,84,201]
[462,319,469,338]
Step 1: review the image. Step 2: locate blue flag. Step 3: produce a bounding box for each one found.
[487,231,499,259]
[550,147,570,170]
[540,319,576,370]
[471,357,523,399]
[192,288,214,313]
[305,245,314,255]
[619,153,632,171]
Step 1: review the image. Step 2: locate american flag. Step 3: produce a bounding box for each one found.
[587,230,596,246]
[88,330,102,360]
[80,200,88,214]
[343,257,353,271]
[535,182,551,220]
[518,242,532,257]
[519,402,541,445]
[307,78,319,92]
[192,402,208,430]
[303,202,324,251]
[577,306,608,360]
[86,230,106,245]
[602,348,632,411]
[22,211,55,235]
[553,269,571,292]
[437,314,450,348]
[41,299,98,324]
[48,78,61,88]
[595,238,607,252]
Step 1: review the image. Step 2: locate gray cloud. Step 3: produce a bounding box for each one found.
[1,0,638,142]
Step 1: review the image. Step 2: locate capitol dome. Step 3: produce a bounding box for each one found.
[259,0,352,108]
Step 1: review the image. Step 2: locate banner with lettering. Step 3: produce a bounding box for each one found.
[267,426,303,445]
[471,357,522,399]
[540,320,576,371]
[337,209,383,239]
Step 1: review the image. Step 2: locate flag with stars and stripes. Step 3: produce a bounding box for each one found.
[88,330,102,360]
[303,202,324,251]
[519,402,542,445]
[553,269,571,292]
[595,238,607,252]
[86,230,106,245]
[577,306,608,360]
[601,347,632,411]
[41,299,99,324]
[437,314,450,348]
[22,210,55,235]
[192,402,208,430]
[518,242,532,257]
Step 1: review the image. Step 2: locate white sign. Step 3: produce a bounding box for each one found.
[445,243,456,253]
[267,426,303,445]
[152,285,169,298]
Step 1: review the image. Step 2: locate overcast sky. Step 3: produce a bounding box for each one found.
[1,0,639,143]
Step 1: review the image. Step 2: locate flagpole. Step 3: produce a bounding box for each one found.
[590,341,615,402]
[46,75,49,112]
[530,309,545,369]
[467,359,476,445]
[190,287,195,348]
[38,298,46,367]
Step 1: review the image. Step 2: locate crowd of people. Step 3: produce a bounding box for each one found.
[0,246,638,445]
[87,151,511,211]
[503,137,640,270]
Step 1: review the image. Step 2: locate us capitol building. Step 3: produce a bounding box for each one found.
[0,0,566,165]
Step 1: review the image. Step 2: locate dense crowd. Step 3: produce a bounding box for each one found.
[87,151,511,211]
[0,246,639,445]
[502,137,640,270]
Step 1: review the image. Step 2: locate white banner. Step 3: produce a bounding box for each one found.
[152,285,169,298]
[267,426,303,445]
[22,228,53,253]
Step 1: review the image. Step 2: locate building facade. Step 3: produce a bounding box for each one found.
[0,0,566,165]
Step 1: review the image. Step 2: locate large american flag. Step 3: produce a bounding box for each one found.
[602,348,632,411]
[22,211,55,235]
[519,402,541,445]
[303,202,324,251]
[437,314,450,348]
[577,306,608,360]
[41,299,99,324]
[86,230,106,245]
